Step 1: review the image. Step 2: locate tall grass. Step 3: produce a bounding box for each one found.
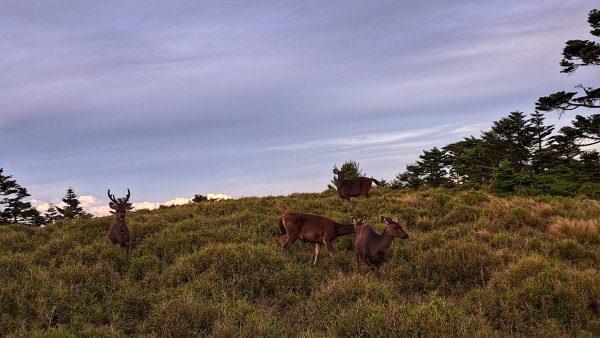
[1,188,599,337]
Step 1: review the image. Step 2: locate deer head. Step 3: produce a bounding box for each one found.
[108,188,132,221]
[380,216,409,239]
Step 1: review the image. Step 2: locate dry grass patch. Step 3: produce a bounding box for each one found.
[549,217,600,244]
[483,196,553,230]
[396,193,428,208]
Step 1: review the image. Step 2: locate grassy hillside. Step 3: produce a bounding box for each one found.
[1,188,600,337]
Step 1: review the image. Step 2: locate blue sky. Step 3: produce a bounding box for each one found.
[1,1,598,214]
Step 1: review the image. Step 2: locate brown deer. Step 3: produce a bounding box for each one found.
[275,212,361,265]
[333,166,380,201]
[107,189,132,253]
[354,216,409,273]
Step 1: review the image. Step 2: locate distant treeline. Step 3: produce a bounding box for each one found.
[390,111,599,198]
[391,9,599,197]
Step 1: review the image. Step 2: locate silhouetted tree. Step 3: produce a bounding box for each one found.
[417,147,451,187]
[482,111,535,172]
[536,9,600,114]
[444,137,491,184]
[393,163,424,190]
[192,194,207,203]
[0,168,43,226]
[528,111,556,173]
[44,203,61,223]
[56,187,90,219]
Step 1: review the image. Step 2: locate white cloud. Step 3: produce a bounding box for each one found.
[163,197,191,206]
[35,202,51,213]
[206,193,232,201]
[133,201,161,211]
[31,193,235,218]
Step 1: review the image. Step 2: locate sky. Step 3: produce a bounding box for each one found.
[1,1,598,216]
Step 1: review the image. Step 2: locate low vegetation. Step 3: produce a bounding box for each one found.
[1,188,599,337]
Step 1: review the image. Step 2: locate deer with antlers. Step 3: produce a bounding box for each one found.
[107,189,132,253]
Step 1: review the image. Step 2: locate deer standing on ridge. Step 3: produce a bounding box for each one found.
[107,189,132,253]
[333,166,380,201]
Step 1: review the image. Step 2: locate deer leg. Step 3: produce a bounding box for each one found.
[313,243,322,265]
[282,236,297,253]
[356,253,362,273]
[323,237,335,259]
[365,258,377,271]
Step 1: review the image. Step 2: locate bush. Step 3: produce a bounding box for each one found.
[389,238,506,294]
[467,255,600,336]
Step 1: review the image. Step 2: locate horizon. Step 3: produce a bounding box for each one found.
[2,1,598,213]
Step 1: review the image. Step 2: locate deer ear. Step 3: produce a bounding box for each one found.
[109,202,117,210]
[379,215,387,224]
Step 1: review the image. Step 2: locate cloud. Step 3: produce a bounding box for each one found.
[163,197,191,206]
[34,202,51,213]
[132,201,161,211]
[31,194,234,218]
[206,193,232,201]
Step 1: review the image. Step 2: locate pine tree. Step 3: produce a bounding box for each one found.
[493,160,521,194]
[0,168,42,226]
[56,187,88,219]
[530,111,555,151]
[536,9,600,114]
[444,136,492,185]
[393,163,424,190]
[529,111,555,173]
[482,111,535,172]
[44,203,61,223]
[416,147,451,187]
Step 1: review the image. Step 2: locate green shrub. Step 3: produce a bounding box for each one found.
[443,203,481,224]
[389,239,506,294]
[143,291,217,337]
[466,255,600,336]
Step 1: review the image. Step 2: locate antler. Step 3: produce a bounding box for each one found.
[107,189,118,203]
[108,188,131,204]
[124,188,131,203]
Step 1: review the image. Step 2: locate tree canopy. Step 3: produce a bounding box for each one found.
[0,168,43,226]
[536,9,600,114]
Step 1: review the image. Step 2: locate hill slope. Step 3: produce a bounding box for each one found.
[1,188,600,337]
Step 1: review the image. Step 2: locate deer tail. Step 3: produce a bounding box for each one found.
[371,177,381,186]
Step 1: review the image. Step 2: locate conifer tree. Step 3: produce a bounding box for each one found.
[44,203,61,223]
[493,159,521,194]
[416,147,451,187]
[536,9,600,114]
[56,187,89,219]
[393,163,424,189]
[0,168,43,226]
[529,111,555,173]
[482,111,535,172]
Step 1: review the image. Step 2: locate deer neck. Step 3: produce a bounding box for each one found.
[379,228,395,249]
[337,222,355,236]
